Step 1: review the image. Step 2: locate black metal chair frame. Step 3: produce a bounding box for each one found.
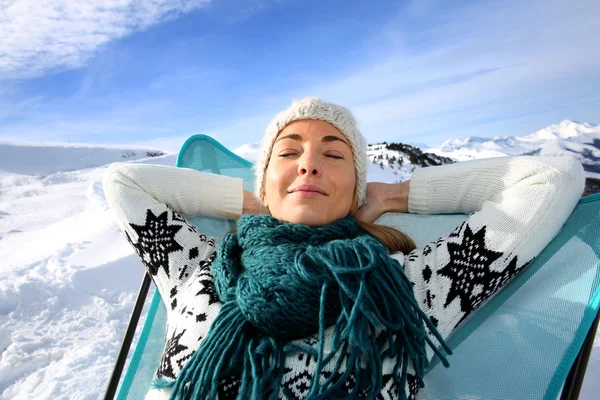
[104,272,600,400]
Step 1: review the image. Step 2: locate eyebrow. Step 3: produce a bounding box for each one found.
[275,133,350,147]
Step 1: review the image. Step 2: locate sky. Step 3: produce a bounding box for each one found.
[0,0,599,151]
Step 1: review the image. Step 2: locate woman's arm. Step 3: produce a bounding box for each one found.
[103,162,244,223]
[379,156,584,343]
[102,162,246,313]
[103,162,261,380]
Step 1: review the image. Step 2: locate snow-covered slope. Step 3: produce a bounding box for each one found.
[0,144,176,399]
[366,142,454,182]
[427,120,600,178]
[0,141,166,176]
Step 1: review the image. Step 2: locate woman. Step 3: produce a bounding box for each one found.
[103,97,585,399]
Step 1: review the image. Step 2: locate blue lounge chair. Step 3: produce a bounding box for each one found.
[105,134,600,400]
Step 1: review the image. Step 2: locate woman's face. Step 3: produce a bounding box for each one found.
[264,119,356,226]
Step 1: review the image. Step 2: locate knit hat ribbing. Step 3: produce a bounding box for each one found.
[254,97,368,207]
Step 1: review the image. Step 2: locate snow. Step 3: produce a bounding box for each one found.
[427,120,600,177]
[0,142,165,176]
[1,129,599,399]
[0,144,173,399]
[366,144,415,182]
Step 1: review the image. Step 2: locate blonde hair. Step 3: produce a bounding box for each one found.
[357,220,416,254]
[348,193,415,254]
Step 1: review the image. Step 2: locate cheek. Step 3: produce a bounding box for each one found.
[264,163,290,203]
[343,178,357,203]
[336,168,356,200]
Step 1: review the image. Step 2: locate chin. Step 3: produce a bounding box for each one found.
[280,215,323,227]
[272,202,349,227]
[282,210,343,227]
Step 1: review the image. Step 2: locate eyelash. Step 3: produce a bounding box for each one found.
[279,153,343,159]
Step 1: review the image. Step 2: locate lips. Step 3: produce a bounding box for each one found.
[289,185,327,195]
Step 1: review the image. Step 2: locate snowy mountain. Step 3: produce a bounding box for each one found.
[366,142,454,182]
[426,120,600,179]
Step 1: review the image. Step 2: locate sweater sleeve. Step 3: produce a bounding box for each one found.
[103,162,247,380]
[103,162,243,223]
[398,156,585,344]
[102,161,242,311]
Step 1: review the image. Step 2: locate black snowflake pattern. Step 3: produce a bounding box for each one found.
[449,221,466,239]
[437,224,524,325]
[170,210,186,223]
[407,250,419,263]
[297,352,314,368]
[425,289,435,309]
[325,371,357,395]
[423,245,432,256]
[377,374,400,400]
[281,367,386,398]
[218,375,241,399]
[195,312,207,323]
[157,329,191,379]
[125,209,183,277]
[169,287,178,310]
[407,374,420,400]
[282,369,313,398]
[303,334,319,347]
[196,278,220,305]
[374,372,419,400]
[494,256,529,293]
[198,251,217,276]
[181,305,191,316]
[178,264,190,280]
[422,265,432,283]
[435,237,445,248]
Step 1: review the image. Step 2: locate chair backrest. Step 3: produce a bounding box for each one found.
[116,134,600,400]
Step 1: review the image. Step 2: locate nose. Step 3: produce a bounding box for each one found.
[297,152,321,177]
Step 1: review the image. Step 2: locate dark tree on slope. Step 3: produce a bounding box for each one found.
[369,142,454,168]
[584,178,600,197]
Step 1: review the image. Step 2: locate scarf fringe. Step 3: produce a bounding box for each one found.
[168,216,451,399]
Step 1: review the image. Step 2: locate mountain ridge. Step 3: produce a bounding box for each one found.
[426,120,600,179]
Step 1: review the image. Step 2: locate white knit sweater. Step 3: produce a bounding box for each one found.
[103,156,585,399]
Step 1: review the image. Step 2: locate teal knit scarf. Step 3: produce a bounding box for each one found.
[164,215,451,399]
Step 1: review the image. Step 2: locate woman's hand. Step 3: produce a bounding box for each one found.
[243,190,269,215]
[354,181,410,223]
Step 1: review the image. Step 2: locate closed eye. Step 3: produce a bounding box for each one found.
[279,153,343,159]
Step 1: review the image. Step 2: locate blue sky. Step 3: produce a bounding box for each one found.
[1,0,599,151]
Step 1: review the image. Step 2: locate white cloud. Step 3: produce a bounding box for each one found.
[0,0,598,149]
[0,0,211,80]
[281,0,600,144]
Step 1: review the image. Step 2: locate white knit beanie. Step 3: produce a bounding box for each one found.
[255,97,368,208]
